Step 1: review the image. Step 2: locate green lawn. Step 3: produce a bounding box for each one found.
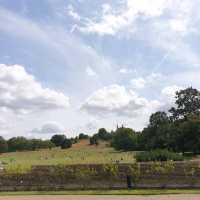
[0,141,135,173]
[0,189,200,196]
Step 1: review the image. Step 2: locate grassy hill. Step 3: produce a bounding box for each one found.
[0,139,135,173]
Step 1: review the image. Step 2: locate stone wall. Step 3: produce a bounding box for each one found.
[0,161,200,191]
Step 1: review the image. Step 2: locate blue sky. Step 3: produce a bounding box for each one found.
[0,0,199,138]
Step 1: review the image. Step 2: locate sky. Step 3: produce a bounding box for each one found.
[0,0,200,139]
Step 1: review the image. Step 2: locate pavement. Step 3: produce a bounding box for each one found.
[0,195,200,200]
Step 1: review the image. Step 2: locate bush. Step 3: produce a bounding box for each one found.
[136,149,184,162]
[30,139,55,150]
[0,136,8,153]
[51,135,66,147]
[61,139,72,149]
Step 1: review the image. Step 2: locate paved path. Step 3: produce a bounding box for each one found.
[0,195,199,200]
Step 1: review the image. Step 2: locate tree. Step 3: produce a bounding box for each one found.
[61,139,72,149]
[78,133,89,140]
[149,111,169,128]
[0,136,8,153]
[97,128,112,141]
[50,135,66,147]
[176,118,200,154]
[169,87,200,120]
[140,111,171,150]
[111,127,138,151]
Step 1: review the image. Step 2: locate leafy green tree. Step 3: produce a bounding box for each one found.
[141,112,170,150]
[50,134,66,147]
[169,87,200,120]
[97,128,112,141]
[112,127,138,151]
[149,111,169,128]
[176,117,200,153]
[61,139,72,149]
[0,136,8,153]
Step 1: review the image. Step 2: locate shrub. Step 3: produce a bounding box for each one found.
[51,135,66,147]
[30,139,55,150]
[61,139,72,149]
[136,149,184,162]
[0,136,8,153]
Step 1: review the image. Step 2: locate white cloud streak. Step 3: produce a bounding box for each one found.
[79,0,171,35]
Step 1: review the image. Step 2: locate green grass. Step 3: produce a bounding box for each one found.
[0,141,135,173]
[0,189,200,196]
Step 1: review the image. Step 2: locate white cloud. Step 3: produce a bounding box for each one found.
[119,68,128,74]
[81,83,187,128]
[79,0,171,35]
[78,0,200,68]
[67,4,81,21]
[119,68,133,74]
[142,1,200,68]
[169,18,188,33]
[0,5,122,137]
[102,4,111,14]
[0,1,199,136]
[130,73,162,89]
[130,78,146,89]
[31,121,65,134]
[81,84,161,117]
[0,6,114,83]
[78,0,196,37]
[86,66,97,77]
[0,118,10,130]
[168,70,200,87]
[0,64,69,114]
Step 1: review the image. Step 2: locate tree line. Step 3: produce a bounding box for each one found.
[0,87,199,154]
[0,128,113,153]
[0,137,55,153]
